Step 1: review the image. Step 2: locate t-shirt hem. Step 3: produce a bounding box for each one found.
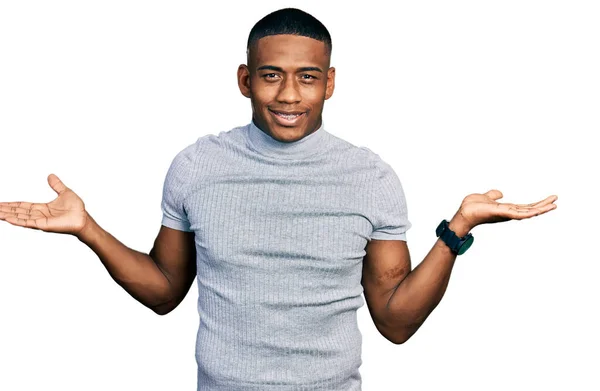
[197,377,361,391]
[161,215,193,232]
[370,231,407,241]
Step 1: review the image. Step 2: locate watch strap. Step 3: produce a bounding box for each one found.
[437,219,473,255]
[440,222,461,252]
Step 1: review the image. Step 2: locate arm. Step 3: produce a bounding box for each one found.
[383,215,468,344]
[362,214,468,345]
[78,141,198,315]
[0,172,197,316]
[362,190,558,344]
[77,212,196,315]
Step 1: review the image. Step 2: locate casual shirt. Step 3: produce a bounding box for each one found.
[160,120,411,390]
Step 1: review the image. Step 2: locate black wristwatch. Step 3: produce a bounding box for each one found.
[436,219,474,255]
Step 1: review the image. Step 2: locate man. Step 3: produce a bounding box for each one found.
[0,7,557,391]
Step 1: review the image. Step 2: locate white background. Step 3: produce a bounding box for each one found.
[0,1,598,390]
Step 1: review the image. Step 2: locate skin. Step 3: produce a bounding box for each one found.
[0,32,559,346]
[363,191,557,344]
[233,34,559,344]
[237,34,335,143]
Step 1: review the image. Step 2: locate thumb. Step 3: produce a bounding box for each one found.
[484,189,503,200]
[48,173,68,195]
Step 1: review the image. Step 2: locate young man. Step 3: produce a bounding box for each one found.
[0,7,557,391]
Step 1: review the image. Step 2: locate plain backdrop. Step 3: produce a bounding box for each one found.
[0,1,598,390]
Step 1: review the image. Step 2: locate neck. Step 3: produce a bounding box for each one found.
[246,119,328,160]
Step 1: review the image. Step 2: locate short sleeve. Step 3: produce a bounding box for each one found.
[370,158,412,241]
[160,144,195,232]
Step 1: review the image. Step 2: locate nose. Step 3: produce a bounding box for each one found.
[276,76,301,104]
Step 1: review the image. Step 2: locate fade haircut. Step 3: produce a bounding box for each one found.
[246,8,332,60]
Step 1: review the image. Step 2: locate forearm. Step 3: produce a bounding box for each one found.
[76,212,172,313]
[384,214,472,343]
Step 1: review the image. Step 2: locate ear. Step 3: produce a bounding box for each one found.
[237,64,251,98]
[325,66,335,100]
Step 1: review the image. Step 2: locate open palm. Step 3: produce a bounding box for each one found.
[0,174,88,235]
[458,189,558,228]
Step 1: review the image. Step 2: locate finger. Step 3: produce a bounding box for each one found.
[1,214,41,230]
[502,203,557,219]
[538,203,558,213]
[0,201,45,209]
[515,195,558,208]
[484,189,503,200]
[515,197,556,208]
[0,205,48,222]
[0,202,45,215]
[1,210,45,220]
[0,201,30,207]
[48,174,68,195]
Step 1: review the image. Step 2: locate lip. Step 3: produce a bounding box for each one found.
[268,108,306,126]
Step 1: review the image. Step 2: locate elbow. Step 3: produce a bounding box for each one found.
[381,324,415,345]
[152,307,172,316]
[376,318,410,345]
[149,288,184,315]
[150,300,178,316]
[391,333,410,345]
[378,325,410,345]
[386,330,410,345]
[385,313,428,345]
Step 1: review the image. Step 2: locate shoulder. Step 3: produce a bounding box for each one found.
[355,145,406,196]
[322,132,401,185]
[170,124,248,164]
[356,144,396,179]
[325,132,383,168]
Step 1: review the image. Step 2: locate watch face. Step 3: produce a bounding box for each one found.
[436,220,447,237]
[457,235,474,255]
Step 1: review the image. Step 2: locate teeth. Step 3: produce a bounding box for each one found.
[276,112,301,119]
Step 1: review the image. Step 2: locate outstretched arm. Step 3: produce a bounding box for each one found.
[0,174,197,315]
[361,190,558,344]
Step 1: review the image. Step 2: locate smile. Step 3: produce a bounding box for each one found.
[269,109,306,126]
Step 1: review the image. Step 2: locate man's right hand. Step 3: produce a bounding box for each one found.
[0,173,89,237]
[1,172,197,315]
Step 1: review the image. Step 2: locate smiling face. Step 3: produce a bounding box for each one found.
[238,34,335,143]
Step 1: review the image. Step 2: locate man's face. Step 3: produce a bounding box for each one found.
[238,34,335,143]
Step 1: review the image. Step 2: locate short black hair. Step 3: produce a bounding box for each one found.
[247,8,332,58]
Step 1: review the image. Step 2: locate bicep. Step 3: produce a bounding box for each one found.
[361,239,411,331]
[150,225,197,305]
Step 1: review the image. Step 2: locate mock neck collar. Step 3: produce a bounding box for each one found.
[246,120,328,160]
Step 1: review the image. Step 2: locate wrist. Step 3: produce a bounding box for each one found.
[76,212,100,244]
[448,212,473,237]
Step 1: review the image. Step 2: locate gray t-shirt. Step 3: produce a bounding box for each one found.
[160,120,411,390]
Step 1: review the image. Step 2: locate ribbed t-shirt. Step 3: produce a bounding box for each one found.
[160,120,412,390]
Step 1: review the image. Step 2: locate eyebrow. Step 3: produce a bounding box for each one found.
[256,65,323,73]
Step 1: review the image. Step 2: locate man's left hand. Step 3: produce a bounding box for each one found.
[454,189,558,230]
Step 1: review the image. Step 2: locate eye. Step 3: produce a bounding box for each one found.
[301,74,316,80]
[263,73,279,80]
